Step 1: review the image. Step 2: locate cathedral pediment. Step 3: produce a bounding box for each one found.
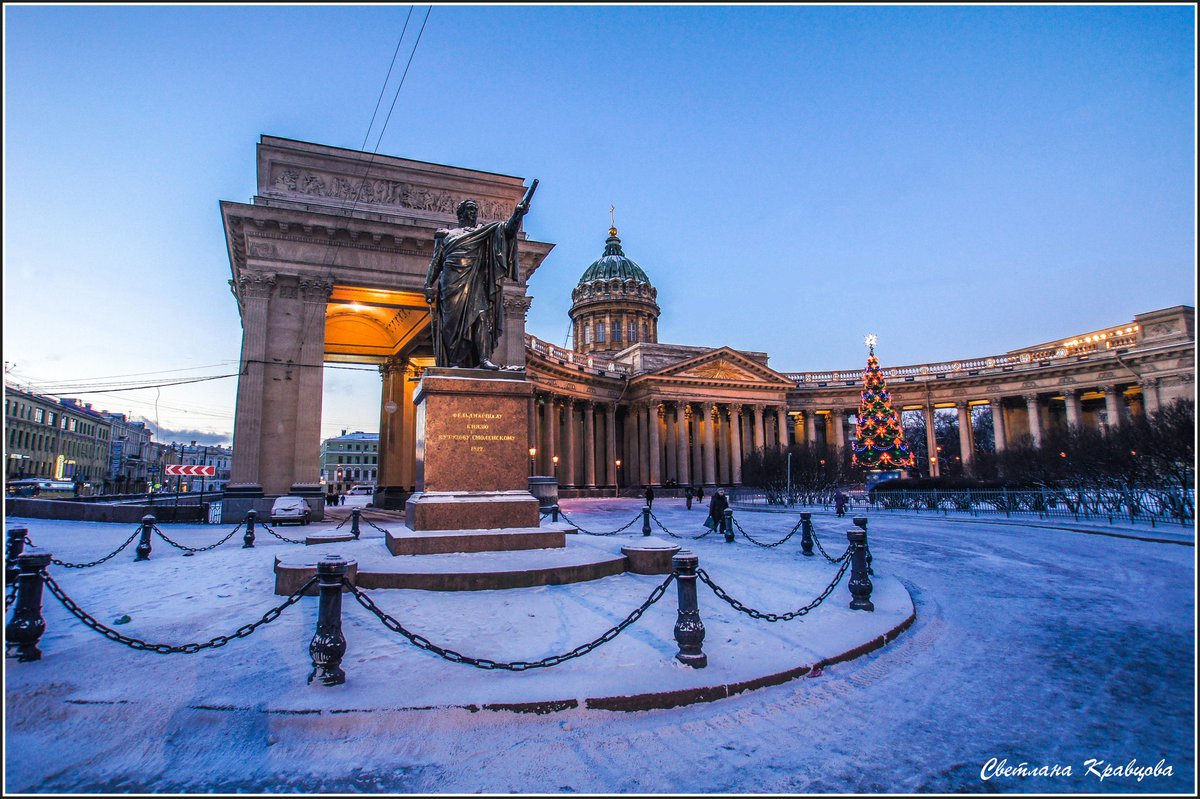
[650,347,794,386]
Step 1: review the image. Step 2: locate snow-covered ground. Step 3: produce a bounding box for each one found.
[4,497,1195,793]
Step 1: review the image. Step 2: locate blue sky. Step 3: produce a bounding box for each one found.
[3,4,1195,444]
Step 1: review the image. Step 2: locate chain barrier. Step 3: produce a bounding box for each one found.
[697,550,852,622]
[647,508,715,540]
[35,526,143,570]
[731,516,803,548]
[344,574,674,670]
[258,521,307,545]
[359,515,392,535]
[152,523,242,553]
[556,508,643,537]
[331,515,351,531]
[809,524,850,564]
[5,580,15,610]
[40,570,317,654]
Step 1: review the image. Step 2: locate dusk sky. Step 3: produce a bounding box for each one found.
[3,4,1195,445]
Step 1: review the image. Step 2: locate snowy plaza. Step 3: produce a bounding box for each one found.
[4,497,1195,794]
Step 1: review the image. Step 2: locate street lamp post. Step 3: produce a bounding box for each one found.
[614,459,622,498]
[552,455,559,478]
[529,447,537,477]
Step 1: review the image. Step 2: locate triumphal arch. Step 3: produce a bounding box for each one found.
[220,136,552,519]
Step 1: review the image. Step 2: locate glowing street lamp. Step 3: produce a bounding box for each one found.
[614,459,622,498]
[552,455,559,475]
[529,447,537,476]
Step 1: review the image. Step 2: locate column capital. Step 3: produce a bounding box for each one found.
[1023,393,1040,405]
[727,402,743,415]
[988,395,1005,407]
[955,400,971,410]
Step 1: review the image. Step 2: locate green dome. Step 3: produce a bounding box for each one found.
[577,228,652,285]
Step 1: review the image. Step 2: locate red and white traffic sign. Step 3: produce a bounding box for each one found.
[164,464,216,476]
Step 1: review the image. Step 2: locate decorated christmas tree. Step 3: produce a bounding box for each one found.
[851,334,916,470]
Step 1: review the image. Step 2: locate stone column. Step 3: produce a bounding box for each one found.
[229,272,276,489]
[689,405,703,487]
[528,394,538,457]
[376,358,405,491]
[290,278,333,495]
[1139,379,1161,416]
[562,398,577,488]
[831,409,846,450]
[648,401,662,486]
[702,402,717,486]
[675,402,691,487]
[1103,386,1124,430]
[542,394,556,475]
[1024,394,1043,448]
[1063,389,1082,431]
[664,405,677,483]
[776,406,789,449]
[752,404,766,452]
[989,397,1007,453]
[956,401,973,470]
[792,412,804,445]
[806,410,818,445]
[923,405,940,477]
[717,406,731,485]
[729,404,743,484]
[583,401,596,488]
[605,403,618,487]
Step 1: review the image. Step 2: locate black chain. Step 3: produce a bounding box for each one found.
[331,515,351,530]
[732,516,803,548]
[648,508,715,540]
[809,524,850,564]
[258,521,307,545]
[153,523,241,553]
[41,570,317,654]
[345,574,674,670]
[43,526,143,569]
[5,580,15,610]
[556,508,642,537]
[697,551,852,622]
[360,515,391,535]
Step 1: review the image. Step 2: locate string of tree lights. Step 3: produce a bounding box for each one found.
[851,334,916,470]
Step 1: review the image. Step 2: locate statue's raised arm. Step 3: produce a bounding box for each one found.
[505,178,538,235]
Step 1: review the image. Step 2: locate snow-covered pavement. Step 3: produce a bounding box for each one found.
[4,497,1194,793]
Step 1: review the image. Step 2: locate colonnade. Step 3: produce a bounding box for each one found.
[529,394,792,488]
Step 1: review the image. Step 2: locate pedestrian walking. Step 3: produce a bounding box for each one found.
[685,486,693,510]
[696,485,704,503]
[707,488,729,535]
[835,488,848,517]
[644,485,655,509]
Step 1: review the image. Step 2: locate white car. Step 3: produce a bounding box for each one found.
[271,496,312,526]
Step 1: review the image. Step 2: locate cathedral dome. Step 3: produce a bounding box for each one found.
[577,228,653,286]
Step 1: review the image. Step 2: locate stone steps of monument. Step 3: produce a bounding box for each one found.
[274,537,628,593]
[383,522,575,556]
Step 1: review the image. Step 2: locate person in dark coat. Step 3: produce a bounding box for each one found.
[834,489,848,517]
[696,485,704,502]
[685,486,693,510]
[708,488,729,534]
[644,485,655,509]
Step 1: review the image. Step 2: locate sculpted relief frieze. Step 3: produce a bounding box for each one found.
[269,166,511,221]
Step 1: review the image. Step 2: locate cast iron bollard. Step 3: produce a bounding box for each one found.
[800,512,814,557]
[135,514,155,561]
[350,508,361,539]
[242,509,257,548]
[671,550,707,668]
[852,516,873,574]
[6,548,53,662]
[308,555,348,686]
[723,508,734,543]
[847,529,874,612]
[551,504,560,523]
[642,505,652,536]
[6,525,28,586]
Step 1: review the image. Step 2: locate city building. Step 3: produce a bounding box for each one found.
[219,136,1195,506]
[320,430,379,495]
[4,387,113,492]
[101,412,154,494]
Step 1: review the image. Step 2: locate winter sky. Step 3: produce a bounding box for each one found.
[3,4,1195,445]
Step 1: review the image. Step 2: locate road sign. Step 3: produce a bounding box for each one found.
[384,401,398,414]
[164,464,216,476]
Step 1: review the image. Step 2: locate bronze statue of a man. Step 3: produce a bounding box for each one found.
[424,182,536,369]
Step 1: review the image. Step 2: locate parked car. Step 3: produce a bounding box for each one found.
[346,484,375,496]
[271,496,312,526]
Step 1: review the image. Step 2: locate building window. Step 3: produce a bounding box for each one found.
[612,322,622,343]
[642,322,648,341]
[595,323,606,343]
[584,325,593,344]
[629,322,637,342]
[34,408,45,424]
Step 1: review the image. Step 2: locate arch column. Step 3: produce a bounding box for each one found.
[989,397,1008,453]
[229,272,273,491]
[582,401,596,488]
[1063,389,1082,430]
[674,402,691,487]
[729,404,743,485]
[1024,394,1043,448]
[1103,385,1124,430]
[923,405,940,477]
[775,405,789,449]
[752,404,766,452]
[956,401,974,469]
[1139,380,1161,416]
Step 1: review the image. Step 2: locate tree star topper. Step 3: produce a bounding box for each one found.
[864,333,878,353]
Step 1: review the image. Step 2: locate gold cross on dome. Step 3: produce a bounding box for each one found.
[610,205,616,228]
